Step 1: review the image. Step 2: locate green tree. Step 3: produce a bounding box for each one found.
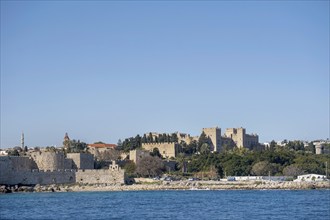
[123,160,136,177]
[176,153,186,173]
[269,140,277,151]
[198,132,209,153]
[8,149,19,156]
[200,143,210,155]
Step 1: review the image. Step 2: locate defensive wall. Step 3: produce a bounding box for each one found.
[30,151,70,171]
[142,142,180,158]
[76,161,126,185]
[0,155,126,186]
[67,153,94,169]
[129,149,150,165]
[1,170,76,185]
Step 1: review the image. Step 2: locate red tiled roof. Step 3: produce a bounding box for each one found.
[87,144,117,148]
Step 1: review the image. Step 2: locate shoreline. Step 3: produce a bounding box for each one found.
[1,180,329,193]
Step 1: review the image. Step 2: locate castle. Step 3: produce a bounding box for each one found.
[140,127,260,157]
[0,133,127,186]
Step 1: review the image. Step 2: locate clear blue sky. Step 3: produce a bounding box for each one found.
[1,1,329,148]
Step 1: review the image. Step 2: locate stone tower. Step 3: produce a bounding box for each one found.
[202,127,222,152]
[63,133,71,149]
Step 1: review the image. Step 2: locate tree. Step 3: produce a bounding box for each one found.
[135,155,164,177]
[142,134,147,143]
[67,140,87,153]
[305,142,315,153]
[283,164,304,177]
[170,133,178,143]
[198,132,209,152]
[185,140,198,155]
[117,139,123,147]
[123,160,136,177]
[251,161,278,176]
[147,133,154,143]
[8,149,19,156]
[200,143,210,155]
[269,140,276,151]
[176,153,186,173]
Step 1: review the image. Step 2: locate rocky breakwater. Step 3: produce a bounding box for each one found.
[1,180,329,193]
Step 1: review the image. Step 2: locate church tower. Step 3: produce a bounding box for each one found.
[63,133,70,149]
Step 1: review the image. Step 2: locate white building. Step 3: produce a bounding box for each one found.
[294,174,327,182]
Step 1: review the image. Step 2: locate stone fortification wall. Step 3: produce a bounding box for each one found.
[0,170,76,185]
[64,158,73,169]
[66,153,94,169]
[30,152,66,171]
[129,149,150,165]
[76,169,125,185]
[142,142,179,158]
[225,128,259,149]
[244,134,259,149]
[0,155,125,186]
[0,156,37,171]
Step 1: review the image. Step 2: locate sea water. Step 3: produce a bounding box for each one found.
[1,190,329,219]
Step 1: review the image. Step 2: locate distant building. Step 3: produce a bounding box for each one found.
[202,127,222,152]
[314,142,329,155]
[175,132,199,145]
[67,153,94,169]
[129,149,150,165]
[294,174,327,182]
[87,143,117,153]
[142,142,180,158]
[0,152,126,185]
[224,127,259,149]
[0,150,8,156]
[63,133,71,149]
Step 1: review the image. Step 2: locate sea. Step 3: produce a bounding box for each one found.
[0,190,329,219]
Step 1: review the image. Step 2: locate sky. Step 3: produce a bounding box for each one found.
[1,1,329,148]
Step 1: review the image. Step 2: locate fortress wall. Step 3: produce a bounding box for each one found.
[129,149,150,165]
[0,156,38,184]
[142,143,178,158]
[76,169,125,185]
[66,153,94,169]
[64,158,74,169]
[0,170,76,185]
[30,152,65,171]
[0,156,37,171]
[0,157,11,184]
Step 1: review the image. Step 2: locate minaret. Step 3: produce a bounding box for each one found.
[21,132,24,150]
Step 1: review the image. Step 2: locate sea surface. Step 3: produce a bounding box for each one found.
[1,190,330,219]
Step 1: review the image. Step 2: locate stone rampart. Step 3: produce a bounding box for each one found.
[66,153,94,169]
[76,169,125,185]
[142,142,179,158]
[0,170,76,185]
[30,152,66,171]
